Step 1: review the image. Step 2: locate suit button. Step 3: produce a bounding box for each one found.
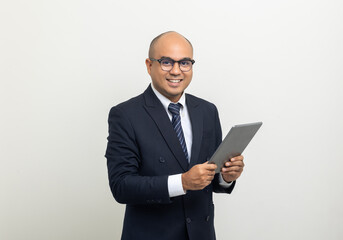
[159,157,165,163]
[186,218,191,223]
[206,216,210,221]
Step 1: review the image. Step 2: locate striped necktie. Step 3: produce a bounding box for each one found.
[168,103,189,162]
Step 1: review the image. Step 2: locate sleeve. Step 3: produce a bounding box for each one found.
[105,106,171,205]
[168,174,186,197]
[211,105,236,193]
[218,173,233,188]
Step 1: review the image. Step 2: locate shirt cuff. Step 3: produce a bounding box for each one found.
[218,173,233,188]
[168,174,186,197]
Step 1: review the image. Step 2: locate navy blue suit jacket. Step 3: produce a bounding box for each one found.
[106,85,235,240]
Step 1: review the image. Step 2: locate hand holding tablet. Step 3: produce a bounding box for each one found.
[209,122,262,173]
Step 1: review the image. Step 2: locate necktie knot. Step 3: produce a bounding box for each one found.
[168,103,182,116]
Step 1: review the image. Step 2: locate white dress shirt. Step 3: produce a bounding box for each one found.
[151,84,231,197]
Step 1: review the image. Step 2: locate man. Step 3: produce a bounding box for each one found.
[106,31,244,240]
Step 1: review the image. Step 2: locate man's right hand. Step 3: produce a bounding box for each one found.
[181,162,217,191]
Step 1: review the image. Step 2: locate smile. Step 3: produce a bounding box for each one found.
[167,79,182,83]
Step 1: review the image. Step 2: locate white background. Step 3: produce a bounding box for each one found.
[1,0,342,239]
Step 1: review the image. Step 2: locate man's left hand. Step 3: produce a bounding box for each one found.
[221,155,245,183]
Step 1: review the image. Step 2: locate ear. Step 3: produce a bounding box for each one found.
[145,58,152,75]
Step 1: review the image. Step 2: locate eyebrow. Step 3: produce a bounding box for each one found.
[160,56,193,61]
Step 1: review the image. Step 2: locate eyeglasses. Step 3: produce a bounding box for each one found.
[150,57,195,72]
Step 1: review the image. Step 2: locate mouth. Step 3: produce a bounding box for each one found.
[167,79,183,83]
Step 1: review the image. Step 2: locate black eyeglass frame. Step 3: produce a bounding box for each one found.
[149,57,195,72]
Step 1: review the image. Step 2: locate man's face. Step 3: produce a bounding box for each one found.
[146,33,193,102]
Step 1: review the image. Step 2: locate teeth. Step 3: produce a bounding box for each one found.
[168,79,181,83]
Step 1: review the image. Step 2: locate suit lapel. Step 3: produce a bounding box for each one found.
[186,94,203,169]
[143,85,189,172]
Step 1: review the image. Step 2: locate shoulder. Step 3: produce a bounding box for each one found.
[186,93,218,112]
[109,93,145,116]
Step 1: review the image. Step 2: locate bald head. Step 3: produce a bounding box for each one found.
[148,31,193,58]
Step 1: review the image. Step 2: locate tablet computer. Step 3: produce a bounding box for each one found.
[209,122,262,173]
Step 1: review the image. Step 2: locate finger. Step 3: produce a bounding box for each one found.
[204,162,217,170]
[207,174,215,179]
[224,160,244,167]
[221,170,242,176]
[221,167,231,173]
[222,166,243,173]
[231,155,244,162]
[229,161,245,167]
[207,176,215,182]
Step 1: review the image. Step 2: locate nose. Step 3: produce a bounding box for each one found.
[169,62,182,75]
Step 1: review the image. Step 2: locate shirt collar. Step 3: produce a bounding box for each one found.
[151,84,186,112]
